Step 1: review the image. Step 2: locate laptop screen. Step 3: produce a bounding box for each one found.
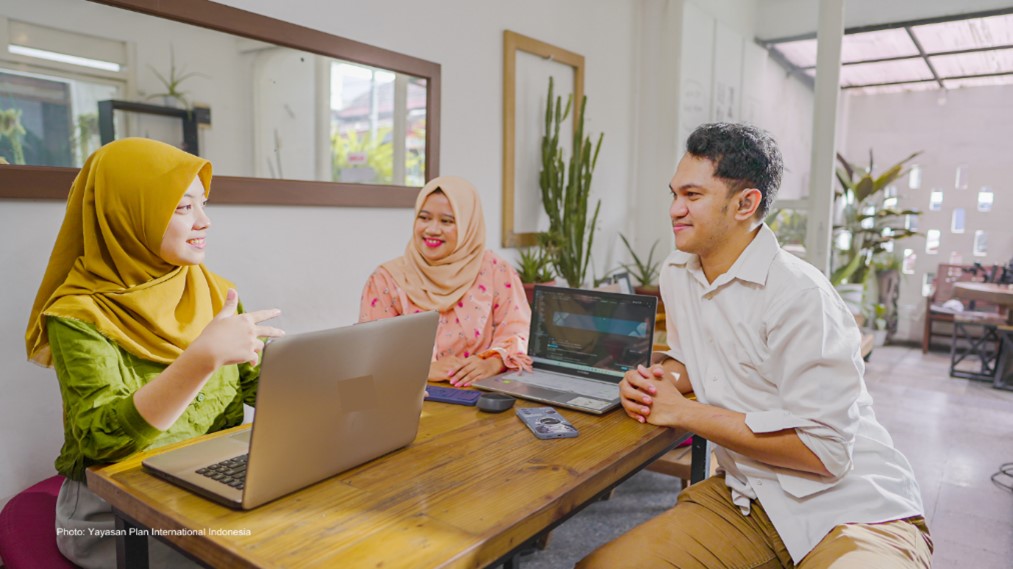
[529,286,658,380]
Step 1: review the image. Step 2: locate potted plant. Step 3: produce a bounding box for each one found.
[618,233,662,298]
[831,151,922,316]
[872,303,888,347]
[871,252,903,342]
[538,76,603,289]
[147,45,206,109]
[515,246,556,306]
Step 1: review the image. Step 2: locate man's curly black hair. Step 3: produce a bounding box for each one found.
[685,123,783,219]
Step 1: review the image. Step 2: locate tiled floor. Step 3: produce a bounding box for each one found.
[862,345,1013,568]
[520,345,1013,568]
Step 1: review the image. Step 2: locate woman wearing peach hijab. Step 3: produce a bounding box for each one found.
[25,138,283,568]
[360,176,532,386]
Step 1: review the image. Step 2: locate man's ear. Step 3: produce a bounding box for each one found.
[735,188,762,220]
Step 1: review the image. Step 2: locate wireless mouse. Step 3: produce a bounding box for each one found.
[477,392,516,413]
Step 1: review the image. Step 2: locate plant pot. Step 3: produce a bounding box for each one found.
[873,329,888,347]
[523,280,556,307]
[634,285,660,296]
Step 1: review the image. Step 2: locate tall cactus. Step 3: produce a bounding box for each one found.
[538,77,603,288]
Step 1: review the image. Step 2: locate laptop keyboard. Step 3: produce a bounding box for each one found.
[510,371,619,400]
[196,454,248,489]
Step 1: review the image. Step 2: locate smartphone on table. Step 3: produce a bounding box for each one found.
[516,407,579,439]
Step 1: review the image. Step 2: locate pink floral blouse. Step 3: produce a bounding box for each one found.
[359,251,533,370]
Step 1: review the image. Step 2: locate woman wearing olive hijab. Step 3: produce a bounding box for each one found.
[26,138,284,568]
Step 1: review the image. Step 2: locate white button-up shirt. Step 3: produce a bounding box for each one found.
[658,224,923,563]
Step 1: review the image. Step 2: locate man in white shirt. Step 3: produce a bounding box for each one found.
[578,123,931,568]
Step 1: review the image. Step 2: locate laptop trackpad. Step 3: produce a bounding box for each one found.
[336,374,378,411]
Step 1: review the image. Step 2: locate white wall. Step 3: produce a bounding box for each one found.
[0,0,639,508]
[748,45,814,201]
[631,0,816,259]
[839,85,1013,342]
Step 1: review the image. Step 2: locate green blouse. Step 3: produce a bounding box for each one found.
[47,316,259,481]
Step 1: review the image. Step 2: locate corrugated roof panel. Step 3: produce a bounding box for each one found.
[943,75,1013,88]
[931,47,1013,77]
[847,81,941,95]
[841,29,919,63]
[840,58,934,87]
[912,14,1013,53]
[772,38,818,69]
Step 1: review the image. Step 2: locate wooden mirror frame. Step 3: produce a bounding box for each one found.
[501,30,583,247]
[0,0,441,207]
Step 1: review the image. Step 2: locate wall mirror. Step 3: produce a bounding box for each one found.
[501,30,583,247]
[0,0,440,206]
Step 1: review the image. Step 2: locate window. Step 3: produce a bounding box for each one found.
[329,62,426,187]
[925,229,941,254]
[978,187,994,212]
[905,214,919,231]
[908,165,922,189]
[1,19,125,167]
[860,204,876,229]
[903,249,917,275]
[973,230,988,257]
[929,190,943,211]
[881,228,894,252]
[951,208,965,233]
[954,165,968,190]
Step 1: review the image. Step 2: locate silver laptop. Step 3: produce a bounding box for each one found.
[473,286,657,414]
[142,311,438,510]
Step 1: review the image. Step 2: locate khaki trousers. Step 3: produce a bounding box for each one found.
[577,475,932,569]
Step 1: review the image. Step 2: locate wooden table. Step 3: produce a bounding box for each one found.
[87,401,689,568]
[953,283,1013,389]
[953,282,1013,316]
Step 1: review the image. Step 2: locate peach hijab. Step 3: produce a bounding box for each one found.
[381,176,486,311]
[25,138,233,367]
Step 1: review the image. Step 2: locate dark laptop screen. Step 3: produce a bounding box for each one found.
[529,286,658,379]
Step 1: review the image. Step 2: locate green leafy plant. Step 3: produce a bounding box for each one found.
[147,46,207,109]
[515,247,554,284]
[331,127,395,183]
[765,208,807,247]
[538,76,603,288]
[72,112,99,165]
[619,233,661,289]
[873,303,888,331]
[0,107,27,165]
[830,151,922,287]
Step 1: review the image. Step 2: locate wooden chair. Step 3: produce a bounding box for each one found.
[647,438,718,489]
[923,264,1006,353]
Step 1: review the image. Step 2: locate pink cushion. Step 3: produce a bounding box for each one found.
[0,475,79,569]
